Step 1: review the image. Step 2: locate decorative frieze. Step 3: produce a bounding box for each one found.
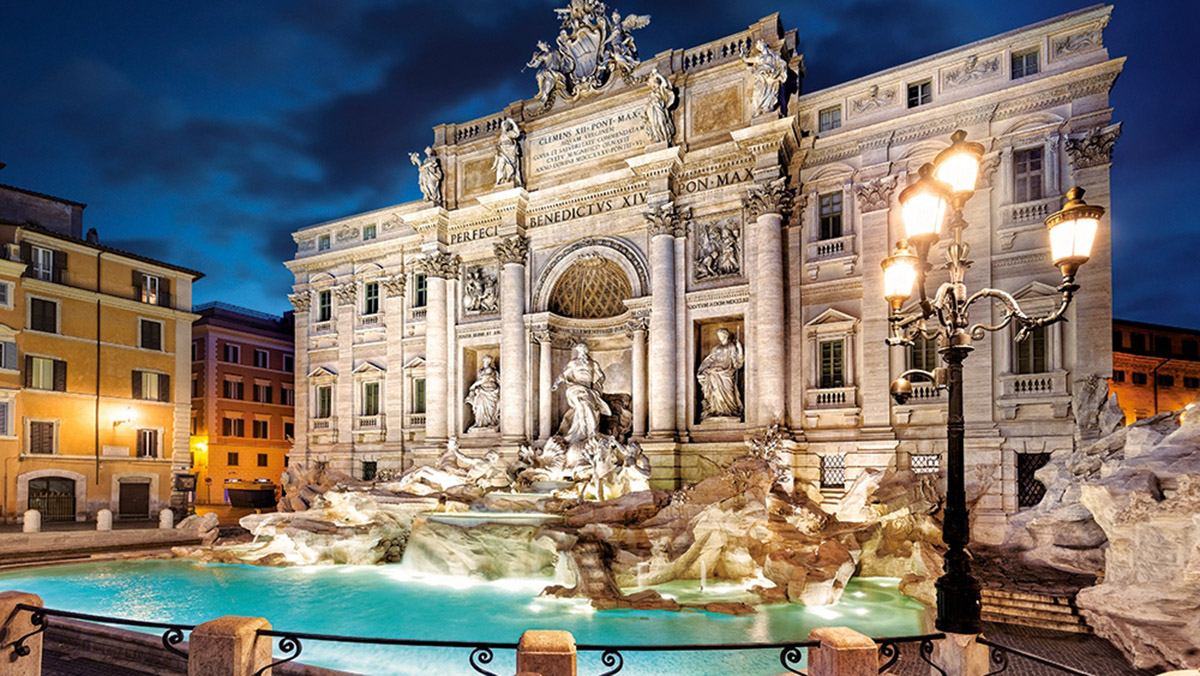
[463,265,499,314]
[942,54,1000,89]
[417,252,461,279]
[296,238,316,252]
[644,202,690,238]
[336,225,359,242]
[853,175,897,213]
[743,177,794,220]
[493,235,530,265]
[851,84,898,115]
[1053,25,1104,58]
[1066,122,1122,169]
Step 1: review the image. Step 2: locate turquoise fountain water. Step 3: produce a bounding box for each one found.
[0,560,928,675]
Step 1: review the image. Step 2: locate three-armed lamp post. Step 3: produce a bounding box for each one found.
[880,129,1104,634]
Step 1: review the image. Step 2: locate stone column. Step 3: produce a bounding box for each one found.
[536,330,553,440]
[645,202,683,438]
[334,281,358,470]
[382,274,407,463]
[744,178,794,428]
[630,319,648,439]
[0,591,43,676]
[421,252,459,445]
[495,236,530,443]
[187,616,273,676]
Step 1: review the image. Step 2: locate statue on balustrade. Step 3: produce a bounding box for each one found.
[643,70,676,144]
[741,39,787,117]
[409,146,444,206]
[552,342,611,445]
[697,327,745,420]
[465,355,500,431]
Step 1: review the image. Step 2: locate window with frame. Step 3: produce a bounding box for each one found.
[192,340,202,361]
[818,192,843,240]
[909,335,939,373]
[818,106,841,132]
[1111,370,1125,383]
[139,319,163,351]
[819,340,845,389]
[1155,336,1172,356]
[318,290,332,322]
[283,354,294,373]
[318,235,330,251]
[413,378,426,414]
[191,415,199,435]
[0,281,11,309]
[1157,374,1175,388]
[1013,147,1044,203]
[133,370,170,402]
[1018,452,1051,507]
[222,378,244,400]
[1011,49,1039,79]
[0,400,11,436]
[253,382,272,403]
[136,429,159,458]
[1132,372,1148,385]
[284,421,295,439]
[28,420,55,454]
[191,376,200,398]
[222,343,241,364]
[1183,340,1199,359]
[139,274,162,305]
[315,385,333,419]
[29,298,57,333]
[222,417,245,437]
[413,274,428,308]
[0,341,17,371]
[281,386,295,406]
[1014,325,1048,374]
[257,453,269,467]
[820,454,846,488]
[31,246,54,281]
[1185,376,1200,389]
[27,356,65,391]
[364,282,380,315]
[254,349,269,369]
[362,381,380,416]
[252,419,269,439]
[227,451,240,466]
[363,225,377,241]
[907,79,932,108]
[911,453,940,474]
[1131,333,1146,352]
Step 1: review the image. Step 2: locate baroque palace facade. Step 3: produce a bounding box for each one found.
[287,3,1121,542]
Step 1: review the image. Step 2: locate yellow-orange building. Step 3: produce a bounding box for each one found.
[0,181,202,522]
[190,303,294,505]
[1111,319,1200,423]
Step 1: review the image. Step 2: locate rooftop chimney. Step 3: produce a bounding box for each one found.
[86,228,99,244]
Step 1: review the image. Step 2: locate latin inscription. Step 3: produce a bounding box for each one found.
[529,108,652,176]
[531,192,647,228]
[448,225,498,244]
[679,168,755,194]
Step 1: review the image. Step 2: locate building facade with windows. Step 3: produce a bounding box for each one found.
[1110,319,1200,424]
[0,182,202,522]
[285,5,1119,542]
[190,302,294,504]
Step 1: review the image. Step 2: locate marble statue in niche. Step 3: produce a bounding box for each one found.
[741,39,787,117]
[493,117,523,186]
[463,266,498,314]
[643,70,676,144]
[409,146,443,206]
[694,217,741,280]
[465,355,500,431]
[697,327,745,420]
[552,342,611,444]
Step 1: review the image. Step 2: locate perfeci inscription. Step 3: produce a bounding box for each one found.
[529,107,651,176]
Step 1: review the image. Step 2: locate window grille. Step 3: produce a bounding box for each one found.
[911,453,940,474]
[1017,452,1052,508]
[820,454,846,489]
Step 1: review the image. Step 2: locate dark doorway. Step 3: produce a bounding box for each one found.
[28,477,76,522]
[118,481,151,519]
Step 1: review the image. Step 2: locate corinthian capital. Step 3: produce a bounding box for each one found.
[1066,122,1122,170]
[493,235,529,265]
[743,177,795,220]
[334,282,358,306]
[381,275,406,298]
[287,292,311,313]
[644,201,691,238]
[417,252,461,279]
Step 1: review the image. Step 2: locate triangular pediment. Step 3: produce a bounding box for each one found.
[307,366,337,379]
[353,361,386,375]
[806,308,859,327]
[1011,280,1059,300]
[402,356,426,370]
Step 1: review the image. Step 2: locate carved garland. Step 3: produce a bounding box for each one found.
[743,177,795,220]
[494,235,530,265]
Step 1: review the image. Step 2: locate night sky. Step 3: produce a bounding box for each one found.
[1,1,1195,327]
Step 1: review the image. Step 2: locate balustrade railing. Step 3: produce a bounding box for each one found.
[806,386,857,409]
[808,234,856,261]
[354,414,385,430]
[682,33,753,71]
[10,604,192,660]
[310,417,336,431]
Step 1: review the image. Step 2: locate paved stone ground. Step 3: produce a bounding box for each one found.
[45,652,184,676]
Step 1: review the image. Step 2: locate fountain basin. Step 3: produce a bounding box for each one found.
[421,511,563,528]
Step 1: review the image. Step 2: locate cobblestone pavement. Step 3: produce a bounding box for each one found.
[45,652,184,676]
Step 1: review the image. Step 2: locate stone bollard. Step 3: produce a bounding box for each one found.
[516,630,576,676]
[187,616,273,676]
[21,510,40,533]
[0,591,45,676]
[159,508,175,529]
[806,627,878,676]
[97,509,113,531]
[930,633,989,676]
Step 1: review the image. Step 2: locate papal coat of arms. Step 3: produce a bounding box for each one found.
[525,0,650,110]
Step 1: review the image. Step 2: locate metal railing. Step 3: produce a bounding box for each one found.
[876,634,946,675]
[978,637,1095,676]
[8,604,193,659]
[253,628,518,676]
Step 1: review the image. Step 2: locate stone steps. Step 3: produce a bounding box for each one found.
[980,589,1092,634]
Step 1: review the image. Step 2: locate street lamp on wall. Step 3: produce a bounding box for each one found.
[113,407,134,428]
[882,129,1103,635]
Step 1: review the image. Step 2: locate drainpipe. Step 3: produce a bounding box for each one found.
[1151,356,1171,416]
[96,253,104,485]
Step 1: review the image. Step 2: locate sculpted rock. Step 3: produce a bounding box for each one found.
[402,515,563,580]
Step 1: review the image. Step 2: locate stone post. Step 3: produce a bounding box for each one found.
[21,510,39,533]
[0,592,44,676]
[496,236,530,443]
[421,252,459,445]
[96,508,112,531]
[159,508,174,529]
[537,330,553,440]
[806,627,877,676]
[630,318,648,439]
[744,178,794,428]
[930,632,990,676]
[645,203,681,438]
[516,630,576,676]
[187,616,273,676]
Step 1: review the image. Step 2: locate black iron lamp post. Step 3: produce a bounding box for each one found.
[880,130,1105,634]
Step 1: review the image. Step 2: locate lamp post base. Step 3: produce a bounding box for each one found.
[935,572,982,635]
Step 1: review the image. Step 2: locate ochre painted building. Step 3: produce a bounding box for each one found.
[0,181,202,522]
[190,302,294,505]
[1111,319,1200,423]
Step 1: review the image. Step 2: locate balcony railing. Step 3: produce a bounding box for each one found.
[1004,195,1059,226]
[359,314,383,328]
[355,414,385,430]
[806,386,857,409]
[407,413,426,427]
[311,321,335,336]
[1000,370,1068,398]
[310,417,336,431]
[807,234,856,262]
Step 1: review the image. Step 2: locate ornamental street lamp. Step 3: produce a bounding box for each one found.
[881,130,1103,635]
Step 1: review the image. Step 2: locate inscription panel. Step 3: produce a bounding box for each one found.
[529,106,651,176]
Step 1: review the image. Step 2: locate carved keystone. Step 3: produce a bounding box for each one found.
[516,630,576,676]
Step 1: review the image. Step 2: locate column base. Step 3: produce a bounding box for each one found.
[935,572,983,635]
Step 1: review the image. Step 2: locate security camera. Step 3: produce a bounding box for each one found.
[890,377,913,405]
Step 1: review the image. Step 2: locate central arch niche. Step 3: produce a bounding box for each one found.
[548,255,632,319]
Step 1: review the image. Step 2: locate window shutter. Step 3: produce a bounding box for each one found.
[52,250,67,284]
[24,355,32,388]
[133,370,143,399]
[159,374,170,402]
[266,386,273,404]
[19,243,32,277]
[53,359,66,391]
[132,270,143,294]
[161,278,172,308]
[3,342,15,371]
[0,402,8,436]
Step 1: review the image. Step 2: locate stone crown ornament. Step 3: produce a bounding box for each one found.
[743,177,795,220]
[525,0,650,111]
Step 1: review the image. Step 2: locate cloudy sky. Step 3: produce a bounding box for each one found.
[1,1,1195,326]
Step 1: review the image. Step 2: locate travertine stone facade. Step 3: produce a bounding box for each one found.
[286,4,1121,542]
